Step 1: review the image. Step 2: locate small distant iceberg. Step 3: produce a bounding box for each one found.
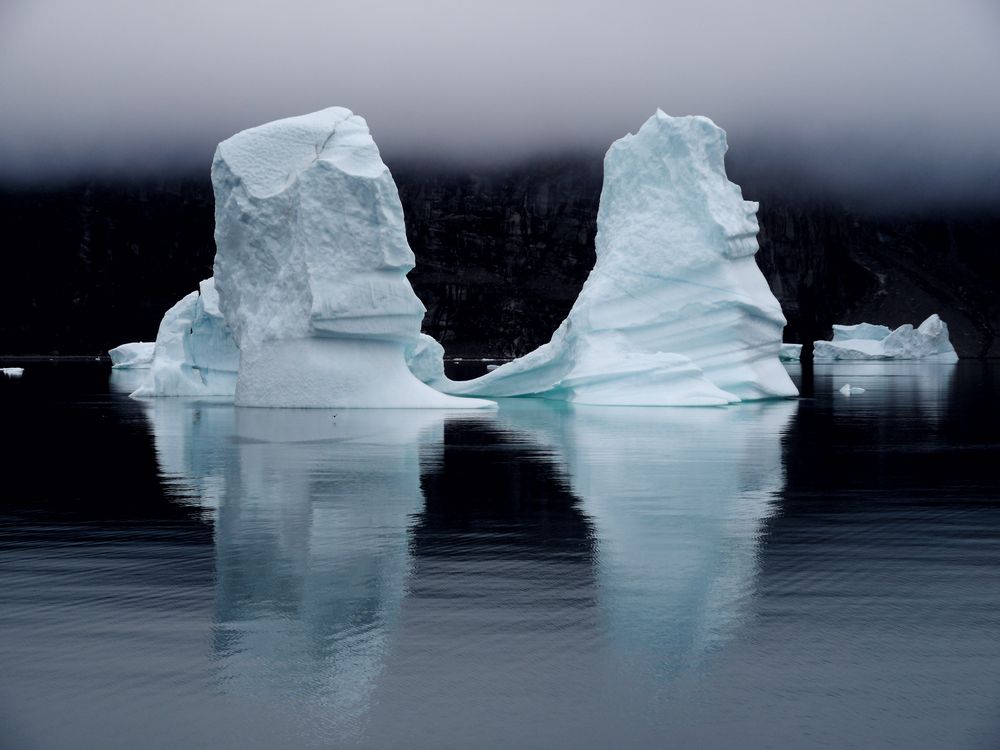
[779,344,802,362]
[130,278,240,398]
[1,367,24,378]
[108,342,154,369]
[839,383,865,395]
[814,315,958,362]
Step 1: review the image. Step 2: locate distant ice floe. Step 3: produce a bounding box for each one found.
[839,383,866,395]
[814,315,958,362]
[1,367,24,377]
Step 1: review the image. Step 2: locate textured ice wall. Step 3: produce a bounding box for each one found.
[814,314,958,361]
[212,107,492,409]
[427,111,797,405]
[131,278,239,398]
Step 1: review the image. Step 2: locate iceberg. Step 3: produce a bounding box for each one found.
[212,107,492,409]
[832,323,892,342]
[131,278,239,398]
[838,383,866,395]
[416,111,797,406]
[814,314,958,362]
[404,333,449,389]
[108,341,154,369]
[1,367,24,378]
[779,343,802,362]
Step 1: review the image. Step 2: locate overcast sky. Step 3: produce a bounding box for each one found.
[1,0,998,204]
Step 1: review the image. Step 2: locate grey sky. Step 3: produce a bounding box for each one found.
[1,0,998,203]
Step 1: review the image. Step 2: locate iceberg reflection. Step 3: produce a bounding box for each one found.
[139,396,795,745]
[496,399,797,676]
[808,361,956,422]
[141,402,476,737]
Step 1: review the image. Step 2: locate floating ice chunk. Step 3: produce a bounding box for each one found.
[414,112,797,406]
[131,278,239,398]
[839,383,866,395]
[815,314,958,362]
[779,343,802,362]
[108,341,155,369]
[212,107,492,409]
[1,367,24,377]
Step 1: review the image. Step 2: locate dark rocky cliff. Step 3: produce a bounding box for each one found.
[1,160,997,357]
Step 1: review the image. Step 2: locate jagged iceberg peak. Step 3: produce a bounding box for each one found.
[212,107,492,408]
[423,111,797,406]
[213,107,422,348]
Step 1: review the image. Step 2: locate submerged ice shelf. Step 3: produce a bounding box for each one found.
[417,111,797,406]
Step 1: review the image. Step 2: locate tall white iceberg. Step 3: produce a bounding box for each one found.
[422,111,797,405]
[131,277,239,397]
[814,314,958,362]
[212,107,492,409]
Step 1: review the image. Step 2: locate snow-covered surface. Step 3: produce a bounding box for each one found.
[779,343,802,362]
[108,341,154,369]
[131,278,239,398]
[839,383,866,395]
[814,314,958,362]
[212,107,492,409]
[418,111,796,406]
[1,367,24,377]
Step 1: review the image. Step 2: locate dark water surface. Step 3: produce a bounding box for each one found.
[1,361,998,749]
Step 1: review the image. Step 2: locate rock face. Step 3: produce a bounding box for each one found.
[132,278,239,397]
[211,107,492,409]
[426,112,797,406]
[813,314,958,361]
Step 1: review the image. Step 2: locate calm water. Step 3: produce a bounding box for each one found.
[1,361,998,749]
